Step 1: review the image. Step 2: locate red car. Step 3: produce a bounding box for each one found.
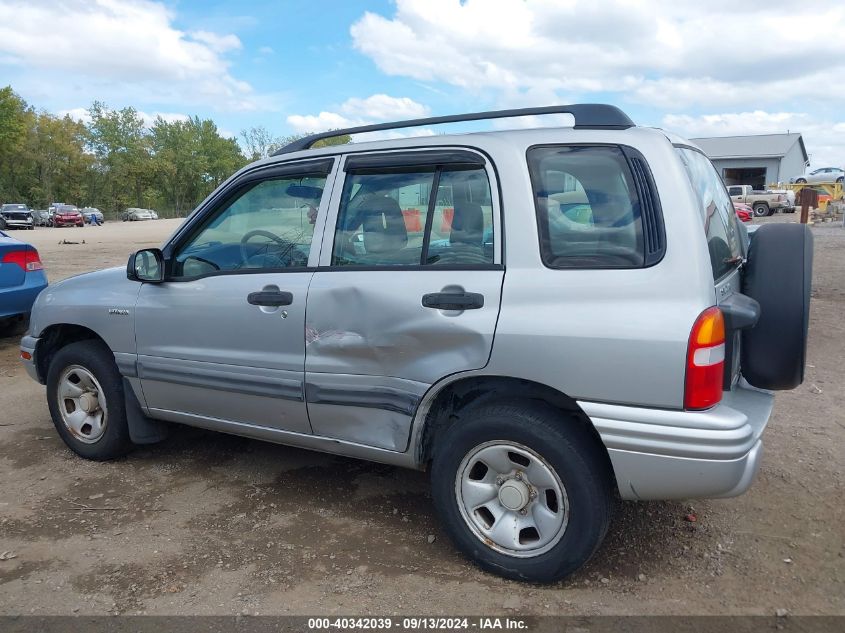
[733,202,753,224]
[53,205,84,227]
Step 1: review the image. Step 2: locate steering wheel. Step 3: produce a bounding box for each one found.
[239,229,308,269]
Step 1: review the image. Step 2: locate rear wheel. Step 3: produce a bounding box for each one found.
[430,401,613,583]
[46,341,134,460]
[752,203,769,217]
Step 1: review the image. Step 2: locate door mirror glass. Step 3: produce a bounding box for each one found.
[128,248,164,282]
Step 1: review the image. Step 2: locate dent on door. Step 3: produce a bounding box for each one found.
[304,270,503,451]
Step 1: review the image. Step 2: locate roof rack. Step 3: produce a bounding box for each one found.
[272,103,635,155]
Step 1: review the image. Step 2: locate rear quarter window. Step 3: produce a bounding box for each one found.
[527,145,646,268]
[676,148,743,280]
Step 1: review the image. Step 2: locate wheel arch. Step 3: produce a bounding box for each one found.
[413,374,616,486]
[35,323,108,383]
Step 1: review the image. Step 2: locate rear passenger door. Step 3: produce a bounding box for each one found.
[305,149,504,452]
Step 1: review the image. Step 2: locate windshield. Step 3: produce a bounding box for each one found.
[676,147,743,280]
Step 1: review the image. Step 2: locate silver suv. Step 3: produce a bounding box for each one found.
[20,105,812,583]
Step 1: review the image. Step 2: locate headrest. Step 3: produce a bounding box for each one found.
[361,196,408,255]
[450,201,484,245]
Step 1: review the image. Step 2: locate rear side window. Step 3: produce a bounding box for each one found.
[676,148,743,280]
[332,165,494,267]
[527,146,645,268]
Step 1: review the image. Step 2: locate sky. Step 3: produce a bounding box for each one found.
[1,0,843,171]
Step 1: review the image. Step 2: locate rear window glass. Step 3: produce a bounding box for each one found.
[527,145,644,268]
[676,148,743,280]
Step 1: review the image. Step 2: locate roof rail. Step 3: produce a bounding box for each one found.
[272,103,634,155]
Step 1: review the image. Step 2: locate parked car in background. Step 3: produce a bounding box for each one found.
[121,207,155,221]
[53,205,84,227]
[0,203,34,230]
[814,188,833,208]
[733,202,753,223]
[32,210,52,227]
[726,185,789,217]
[792,167,844,184]
[81,207,104,224]
[0,228,47,326]
[768,188,796,213]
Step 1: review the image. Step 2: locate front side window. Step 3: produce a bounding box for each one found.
[332,165,494,267]
[528,145,645,268]
[676,148,743,280]
[173,175,326,278]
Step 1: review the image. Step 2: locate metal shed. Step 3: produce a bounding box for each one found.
[690,133,809,189]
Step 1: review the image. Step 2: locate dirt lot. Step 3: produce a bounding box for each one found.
[0,217,842,616]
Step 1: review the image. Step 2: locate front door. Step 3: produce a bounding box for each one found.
[135,160,336,434]
[305,151,504,451]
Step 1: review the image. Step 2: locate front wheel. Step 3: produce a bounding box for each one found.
[430,402,613,583]
[796,178,807,184]
[46,341,134,460]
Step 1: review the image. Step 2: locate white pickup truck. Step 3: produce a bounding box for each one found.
[727,185,791,217]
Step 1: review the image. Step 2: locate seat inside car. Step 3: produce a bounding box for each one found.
[360,195,410,264]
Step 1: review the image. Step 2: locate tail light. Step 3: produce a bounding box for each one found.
[1,248,44,272]
[684,306,725,410]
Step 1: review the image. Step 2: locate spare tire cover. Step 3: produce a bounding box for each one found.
[741,223,813,390]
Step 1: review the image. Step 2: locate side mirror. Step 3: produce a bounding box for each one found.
[127,248,164,282]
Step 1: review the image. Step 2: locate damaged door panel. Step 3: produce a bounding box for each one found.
[304,271,504,450]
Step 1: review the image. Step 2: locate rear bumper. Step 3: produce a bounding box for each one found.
[580,380,774,500]
[0,273,47,320]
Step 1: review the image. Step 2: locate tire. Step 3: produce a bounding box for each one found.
[430,401,613,583]
[0,218,5,230]
[796,178,807,184]
[836,177,843,184]
[752,203,769,217]
[741,223,813,390]
[46,340,134,460]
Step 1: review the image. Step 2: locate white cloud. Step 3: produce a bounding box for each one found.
[287,94,431,134]
[58,108,93,124]
[0,0,264,111]
[350,0,845,109]
[258,46,274,55]
[662,111,845,170]
[189,30,242,54]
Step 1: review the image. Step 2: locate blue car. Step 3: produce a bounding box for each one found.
[0,229,48,324]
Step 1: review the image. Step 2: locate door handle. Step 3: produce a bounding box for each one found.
[247,290,293,307]
[422,292,484,310]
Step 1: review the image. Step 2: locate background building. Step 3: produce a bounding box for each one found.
[691,133,809,189]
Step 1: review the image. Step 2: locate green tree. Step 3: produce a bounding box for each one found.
[25,113,91,207]
[86,102,152,211]
[152,116,246,215]
[0,86,35,201]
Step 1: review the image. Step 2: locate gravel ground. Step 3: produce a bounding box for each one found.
[0,216,842,616]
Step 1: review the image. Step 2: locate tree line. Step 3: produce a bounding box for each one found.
[0,86,348,219]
